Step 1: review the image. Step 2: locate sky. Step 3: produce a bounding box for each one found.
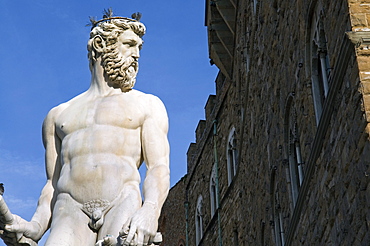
[0,0,218,244]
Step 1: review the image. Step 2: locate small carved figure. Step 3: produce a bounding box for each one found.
[0,9,169,246]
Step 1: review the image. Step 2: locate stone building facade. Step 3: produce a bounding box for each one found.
[160,0,370,245]
[158,176,187,246]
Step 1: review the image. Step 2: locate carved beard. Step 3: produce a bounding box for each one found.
[101,47,138,91]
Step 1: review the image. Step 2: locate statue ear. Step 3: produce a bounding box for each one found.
[93,35,105,53]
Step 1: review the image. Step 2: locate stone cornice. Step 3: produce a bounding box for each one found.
[347,31,370,47]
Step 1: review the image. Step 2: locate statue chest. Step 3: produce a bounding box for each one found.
[55,97,144,139]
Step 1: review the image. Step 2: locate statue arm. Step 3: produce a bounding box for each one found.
[123,95,170,245]
[141,96,170,212]
[32,107,62,235]
[4,107,62,242]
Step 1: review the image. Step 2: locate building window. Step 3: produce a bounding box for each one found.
[233,227,239,246]
[210,164,218,216]
[195,195,204,245]
[284,94,304,207]
[273,192,285,246]
[244,46,250,74]
[253,0,258,15]
[309,4,331,125]
[177,239,185,246]
[227,127,238,185]
[270,167,285,246]
[288,116,304,206]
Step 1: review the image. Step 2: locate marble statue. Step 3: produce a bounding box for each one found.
[0,10,170,246]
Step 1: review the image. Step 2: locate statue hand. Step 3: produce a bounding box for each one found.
[120,203,159,246]
[0,196,39,245]
[4,214,42,242]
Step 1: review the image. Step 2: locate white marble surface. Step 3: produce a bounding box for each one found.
[0,17,169,246]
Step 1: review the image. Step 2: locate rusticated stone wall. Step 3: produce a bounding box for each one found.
[158,176,187,246]
[161,0,370,245]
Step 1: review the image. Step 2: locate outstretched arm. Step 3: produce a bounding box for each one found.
[3,107,62,243]
[123,95,170,246]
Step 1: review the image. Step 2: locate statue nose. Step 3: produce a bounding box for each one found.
[131,47,140,59]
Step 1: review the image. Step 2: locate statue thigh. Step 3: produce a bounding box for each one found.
[44,194,96,246]
[97,192,142,240]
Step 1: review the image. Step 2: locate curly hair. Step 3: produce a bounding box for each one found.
[87,19,146,67]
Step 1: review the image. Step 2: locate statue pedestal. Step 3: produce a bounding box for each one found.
[94,232,163,246]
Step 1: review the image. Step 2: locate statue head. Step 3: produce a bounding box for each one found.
[87,10,146,91]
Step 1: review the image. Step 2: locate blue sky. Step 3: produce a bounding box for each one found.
[0,0,217,244]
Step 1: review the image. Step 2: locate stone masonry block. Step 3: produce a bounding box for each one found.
[350,3,370,13]
[363,94,370,111]
[350,13,368,27]
[205,95,216,120]
[361,81,370,94]
[356,47,370,56]
[186,143,197,172]
[357,56,370,71]
[366,122,370,134]
[196,120,206,142]
[360,71,370,81]
[366,13,370,26]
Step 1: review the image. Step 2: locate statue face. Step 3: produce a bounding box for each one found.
[117,29,143,62]
[101,29,143,91]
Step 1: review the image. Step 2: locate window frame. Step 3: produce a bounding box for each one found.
[284,94,304,207]
[195,195,204,245]
[308,3,332,125]
[226,127,238,185]
[209,163,218,216]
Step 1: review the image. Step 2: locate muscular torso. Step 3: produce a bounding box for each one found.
[54,90,147,203]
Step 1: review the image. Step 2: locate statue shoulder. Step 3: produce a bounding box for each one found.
[45,102,68,120]
[134,91,168,123]
[45,91,88,120]
[130,89,164,105]
[126,90,164,112]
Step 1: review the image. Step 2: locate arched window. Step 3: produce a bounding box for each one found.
[284,94,304,207]
[270,167,285,246]
[288,119,304,206]
[210,164,218,216]
[253,0,258,15]
[195,195,204,245]
[244,46,250,75]
[227,127,238,185]
[273,192,285,246]
[308,2,331,125]
[177,239,185,246]
[233,226,239,246]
